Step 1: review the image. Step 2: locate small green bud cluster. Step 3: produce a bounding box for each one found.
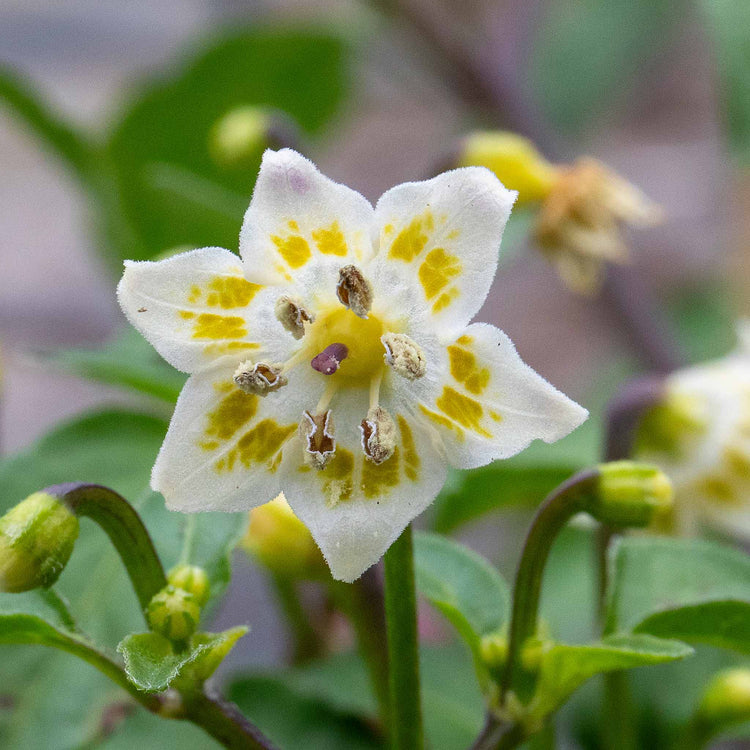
[697,668,750,730]
[147,565,210,643]
[593,461,673,527]
[0,492,79,593]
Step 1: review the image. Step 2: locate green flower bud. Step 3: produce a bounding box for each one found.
[147,585,201,642]
[0,492,79,592]
[167,564,210,607]
[593,461,673,527]
[479,631,507,670]
[697,668,750,730]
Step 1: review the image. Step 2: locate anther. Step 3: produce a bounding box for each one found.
[234,360,287,396]
[381,333,426,380]
[336,265,373,319]
[311,343,349,375]
[299,410,336,469]
[275,295,315,339]
[360,406,397,464]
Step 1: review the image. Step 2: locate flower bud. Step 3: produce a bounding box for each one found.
[696,669,750,730]
[457,131,558,205]
[242,493,325,579]
[209,106,297,169]
[0,492,79,593]
[167,564,211,607]
[593,462,673,527]
[479,631,507,670]
[147,585,201,642]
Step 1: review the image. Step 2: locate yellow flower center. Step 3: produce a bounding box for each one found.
[307,307,385,386]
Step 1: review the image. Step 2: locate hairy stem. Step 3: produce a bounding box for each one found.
[49,482,166,614]
[383,524,423,749]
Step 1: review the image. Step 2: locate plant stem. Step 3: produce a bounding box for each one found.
[270,574,324,665]
[601,671,637,750]
[48,482,167,614]
[330,569,390,728]
[502,470,599,699]
[383,524,423,750]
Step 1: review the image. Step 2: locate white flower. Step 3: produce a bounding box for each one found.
[117,149,588,582]
[635,321,750,536]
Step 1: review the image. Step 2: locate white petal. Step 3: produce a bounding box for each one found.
[152,358,313,512]
[406,323,588,469]
[281,388,447,582]
[373,167,517,336]
[117,247,275,374]
[240,149,375,285]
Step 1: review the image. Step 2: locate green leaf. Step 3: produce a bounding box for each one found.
[49,327,186,404]
[118,628,246,692]
[605,537,750,634]
[432,462,578,533]
[529,634,693,721]
[100,707,221,749]
[531,0,686,132]
[0,409,242,746]
[635,600,750,654]
[106,27,348,261]
[700,0,750,165]
[0,66,94,183]
[414,532,509,671]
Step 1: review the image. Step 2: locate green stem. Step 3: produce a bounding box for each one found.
[383,524,423,750]
[330,570,390,728]
[601,671,637,750]
[271,574,324,665]
[502,470,599,699]
[47,483,167,615]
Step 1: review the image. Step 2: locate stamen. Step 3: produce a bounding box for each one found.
[381,332,427,380]
[279,347,310,375]
[336,265,373,319]
[311,342,349,375]
[275,295,315,339]
[369,370,383,410]
[360,406,397,464]
[234,360,287,396]
[299,410,336,469]
[315,379,340,414]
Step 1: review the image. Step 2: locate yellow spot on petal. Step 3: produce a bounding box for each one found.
[288,220,299,231]
[384,224,394,235]
[318,448,355,506]
[398,416,420,481]
[419,404,465,440]
[724,445,750,480]
[200,440,220,451]
[193,313,247,340]
[419,247,462,300]
[203,341,260,357]
[388,212,433,262]
[188,286,202,303]
[214,381,234,394]
[204,390,258,442]
[272,234,311,268]
[432,288,459,313]
[205,276,262,309]
[179,310,195,320]
[448,345,490,394]
[490,410,503,422]
[362,448,400,498]
[698,475,738,505]
[227,420,296,470]
[456,335,473,346]
[436,386,491,437]
[312,221,348,256]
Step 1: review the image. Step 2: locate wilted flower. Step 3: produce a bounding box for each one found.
[459,131,662,294]
[635,322,750,536]
[118,148,587,581]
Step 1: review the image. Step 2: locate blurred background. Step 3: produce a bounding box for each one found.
[1,1,748,747]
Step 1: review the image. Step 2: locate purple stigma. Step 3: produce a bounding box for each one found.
[311,342,349,375]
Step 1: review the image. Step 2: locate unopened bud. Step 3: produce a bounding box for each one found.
[479,632,508,670]
[696,669,750,730]
[167,564,210,607]
[243,494,325,578]
[360,406,397,464]
[147,585,201,642]
[0,492,79,593]
[458,131,558,205]
[209,106,297,169]
[593,461,673,527]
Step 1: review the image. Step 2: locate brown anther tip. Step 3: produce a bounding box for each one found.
[311,342,349,375]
